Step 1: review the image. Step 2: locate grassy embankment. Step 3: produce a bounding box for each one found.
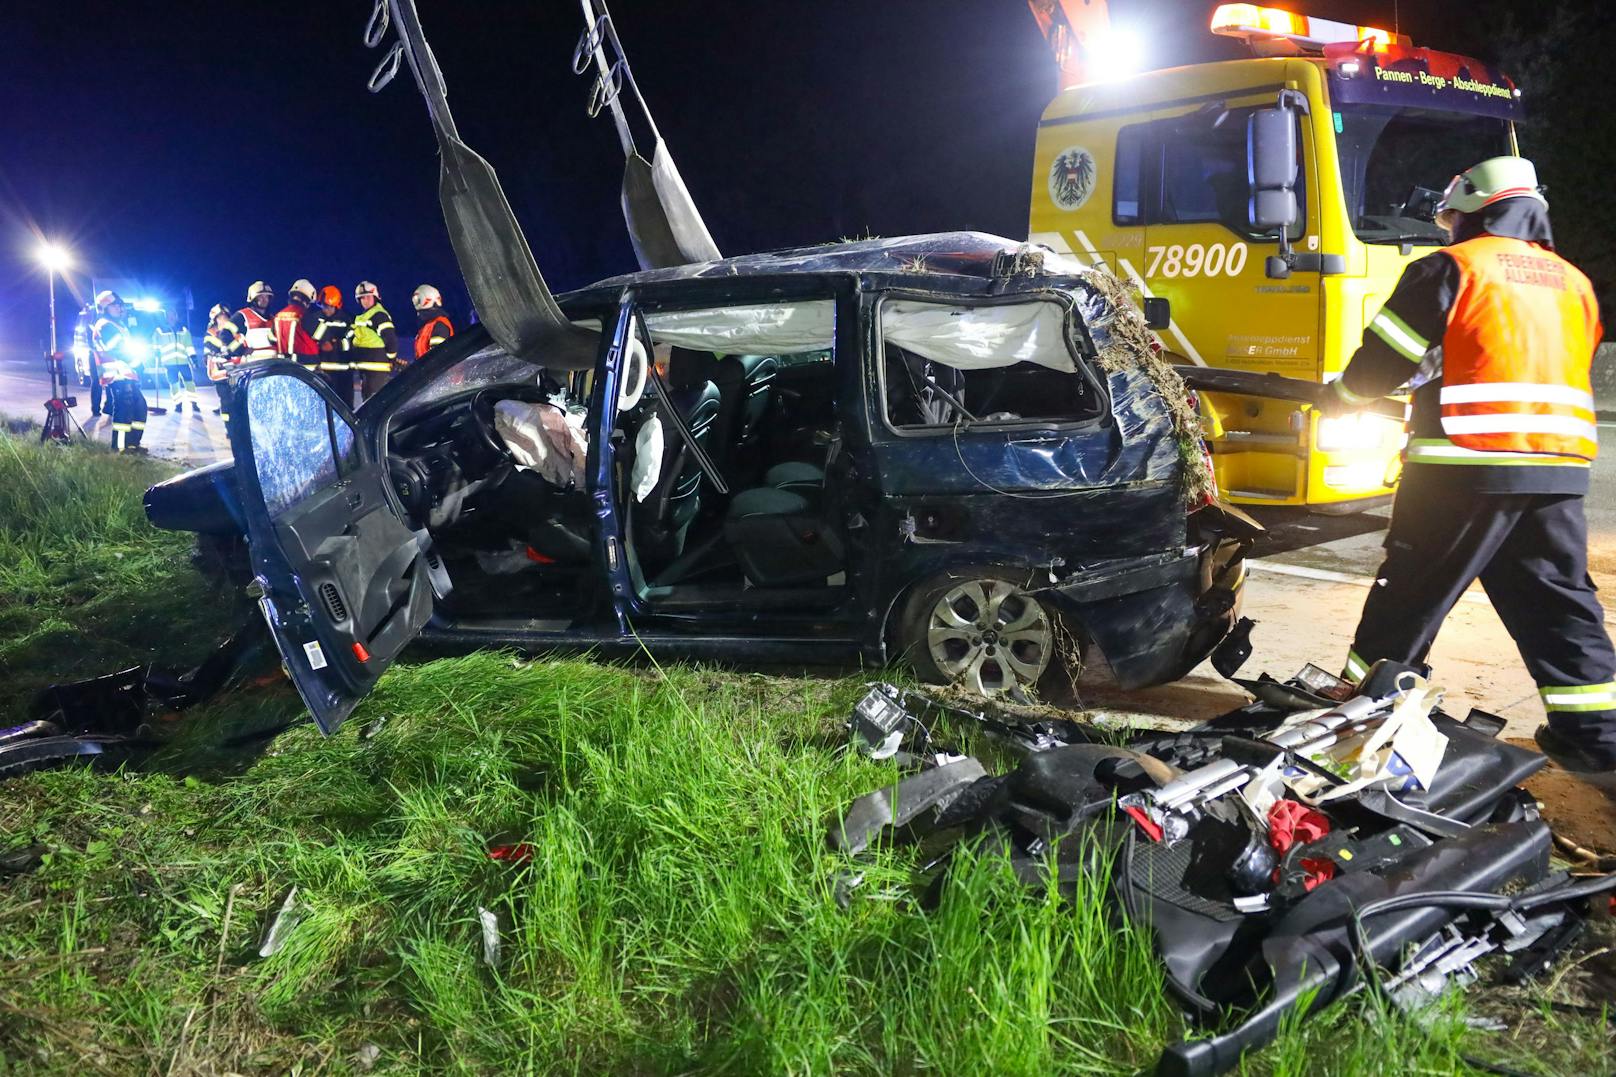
[0,431,1609,1074]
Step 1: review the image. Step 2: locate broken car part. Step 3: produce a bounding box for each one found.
[830,757,988,855]
[828,666,1610,1076]
[365,0,596,368]
[573,0,722,271]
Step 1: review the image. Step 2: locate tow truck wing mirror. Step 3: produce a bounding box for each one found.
[1247,108,1298,233]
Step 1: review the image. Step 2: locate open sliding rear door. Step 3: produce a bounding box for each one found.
[229,365,433,733]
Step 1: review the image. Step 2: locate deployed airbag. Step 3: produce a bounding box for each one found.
[494,400,589,490]
[881,299,1077,373]
[642,301,834,355]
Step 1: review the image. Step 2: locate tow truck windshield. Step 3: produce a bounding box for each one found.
[1333,105,1514,246]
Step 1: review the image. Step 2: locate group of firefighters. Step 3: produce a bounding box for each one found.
[84,279,457,452]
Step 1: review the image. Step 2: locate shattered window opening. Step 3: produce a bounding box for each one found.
[876,293,1106,433]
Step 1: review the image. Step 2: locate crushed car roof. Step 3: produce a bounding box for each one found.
[585,230,1092,289]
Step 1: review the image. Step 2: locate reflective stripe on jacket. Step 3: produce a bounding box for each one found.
[91,316,129,361]
[1438,235,1601,461]
[313,313,352,370]
[415,313,453,359]
[274,303,320,360]
[234,307,278,360]
[153,327,194,366]
[352,303,395,351]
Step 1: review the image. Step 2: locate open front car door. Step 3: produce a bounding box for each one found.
[230,365,433,733]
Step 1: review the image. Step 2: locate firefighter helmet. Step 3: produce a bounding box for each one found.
[412,284,444,311]
[95,289,122,310]
[320,285,344,310]
[355,280,381,302]
[1435,156,1546,230]
[208,303,229,321]
[247,280,275,302]
[289,279,316,304]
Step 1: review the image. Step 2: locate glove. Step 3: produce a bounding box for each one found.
[1315,379,1364,417]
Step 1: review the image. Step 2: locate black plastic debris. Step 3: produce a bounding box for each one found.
[0,844,49,879]
[0,618,283,784]
[831,758,988,855]
[827,663,1616,1076]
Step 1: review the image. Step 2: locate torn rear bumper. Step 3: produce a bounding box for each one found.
[1042,503,1257,689]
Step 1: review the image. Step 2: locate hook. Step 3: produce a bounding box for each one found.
[368,41,403,93]
[585,57,626,118]
[571,12,614,75]
[363,0,390,49]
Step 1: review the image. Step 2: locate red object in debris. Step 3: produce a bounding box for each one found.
[351,641,371,663]
[1297,857,1338,891]
[1267,799,1331,855]
[524,545,556,564]
[1122,804,1165,842]
[1268,800,1338,890]
[488,843,535,863]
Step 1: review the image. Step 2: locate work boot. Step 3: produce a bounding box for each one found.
[193,402,202,413]
[1535,724,1616,774]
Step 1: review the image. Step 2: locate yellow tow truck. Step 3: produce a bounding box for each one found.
[1023,2,1524,509]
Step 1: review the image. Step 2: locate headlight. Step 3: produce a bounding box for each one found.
[125,339,151,363]
[1324,461,1395,490]
[1316,413,1394,452]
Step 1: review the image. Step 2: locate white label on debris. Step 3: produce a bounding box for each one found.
[303,640,328,670]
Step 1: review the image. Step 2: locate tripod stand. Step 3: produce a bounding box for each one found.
[41,352,86,445]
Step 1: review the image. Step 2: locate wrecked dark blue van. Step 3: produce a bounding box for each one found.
[146,233,1258,732]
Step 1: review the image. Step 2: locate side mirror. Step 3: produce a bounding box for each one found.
[1142,297,1171,330]
[1247,108,1298,233]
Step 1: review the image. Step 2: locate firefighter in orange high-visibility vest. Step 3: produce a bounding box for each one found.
[1319,156,1614,772]
[412,284,455,360]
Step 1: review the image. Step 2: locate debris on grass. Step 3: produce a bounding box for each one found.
[477,906,501,969]
[830,659,1616,1074]
[258,886,300,958]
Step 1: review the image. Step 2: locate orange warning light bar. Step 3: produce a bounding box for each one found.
[1210,5,1410,52]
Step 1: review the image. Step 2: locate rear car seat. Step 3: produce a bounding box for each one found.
[723,483,843,586]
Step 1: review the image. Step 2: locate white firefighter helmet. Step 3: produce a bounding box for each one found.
[247,280,275,302]
[412,284,444,311]
[289,279,317,304]
[1435,156,1546,230]
[95,289,122,310]
[209,303,229,322]
[355,280,380,301]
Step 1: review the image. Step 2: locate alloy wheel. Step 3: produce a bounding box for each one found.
[925,578,1053,696]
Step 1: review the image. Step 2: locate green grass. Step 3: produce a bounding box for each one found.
[1,432,1611,1074]
[0,432,246,722]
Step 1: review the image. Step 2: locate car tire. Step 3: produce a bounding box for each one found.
[897,567,1075,699]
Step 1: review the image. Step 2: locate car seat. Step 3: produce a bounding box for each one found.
[723,484,844,587]
[632,366,721,567]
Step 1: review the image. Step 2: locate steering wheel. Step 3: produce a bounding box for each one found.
[469,383,561,462]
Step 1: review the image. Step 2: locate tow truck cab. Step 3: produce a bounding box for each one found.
[1027,3,1522,509]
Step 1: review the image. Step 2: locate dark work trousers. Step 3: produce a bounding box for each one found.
[213,377,236,431]
[89,357,104,415]
[106,378,148,450]
[321,368,355,410]
[1347,482,1616,764]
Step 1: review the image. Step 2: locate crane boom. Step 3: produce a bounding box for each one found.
[1025,0,1112,90]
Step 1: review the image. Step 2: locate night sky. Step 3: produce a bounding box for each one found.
[1,0,1506,350]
